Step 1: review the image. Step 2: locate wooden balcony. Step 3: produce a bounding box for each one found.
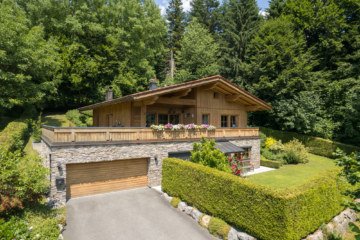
[41,126,260,146]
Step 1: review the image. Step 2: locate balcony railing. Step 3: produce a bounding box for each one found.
[41,126,259,146]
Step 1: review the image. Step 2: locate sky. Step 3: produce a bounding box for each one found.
[156,0,270,16]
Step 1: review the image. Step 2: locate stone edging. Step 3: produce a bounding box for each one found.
[162,191,358,240]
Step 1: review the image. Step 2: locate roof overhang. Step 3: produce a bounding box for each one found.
[78,75,273,111]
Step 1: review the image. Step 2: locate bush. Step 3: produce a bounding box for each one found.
[260,127,360,158]
[0,149,49,218]
[283,138,310,164]
[265,137,276,148]
[0,217,31,239]
[0,120,28,152]
[208,217,231,239]
[66,109,93,127]
[170,197,181,208]
[259,132,267,149]
[190,137,231,173]
[260,157,282,168]
[162,158,356,240]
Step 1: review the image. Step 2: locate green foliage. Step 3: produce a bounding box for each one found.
[0,217,31,239]
[0,121,28,152]
[260,157,282,169]
[66,109,93,127]
[0,149,50,218]
[189,0,220,35]
[208,217,230,239]
[170,197,181,208]
[320,223,343,240]
[162,158,354,240]
[269,140,284,154]
[265,137,276,148]
[190,137,231,173]
[282,138,310,164]
[0,0,60,113]
[167,0,186,54]
[175,19,220,82]
[259,132,267,149]
[260,127,360,158]
[265,0,286,19]
[31,113,43,142]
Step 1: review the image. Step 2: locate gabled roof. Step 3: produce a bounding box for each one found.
[78,75,273,111]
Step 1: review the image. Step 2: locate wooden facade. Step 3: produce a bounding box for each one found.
[85,76,273,128]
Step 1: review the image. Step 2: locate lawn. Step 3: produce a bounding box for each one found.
[0,116,18,132]
[248,154,337,189]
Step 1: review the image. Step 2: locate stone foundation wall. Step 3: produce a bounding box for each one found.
[40,138,260,204]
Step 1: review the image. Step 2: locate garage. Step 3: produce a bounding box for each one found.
[66,158,148,199]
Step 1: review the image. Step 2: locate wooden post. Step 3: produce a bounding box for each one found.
[140,105,147,127]
[136,131,140,140]
[106,132,110,141]
[71,131,75,142]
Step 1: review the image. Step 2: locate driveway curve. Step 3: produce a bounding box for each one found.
[63,187,216,240]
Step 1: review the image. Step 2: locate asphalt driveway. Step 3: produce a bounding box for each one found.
[63,187,216,240]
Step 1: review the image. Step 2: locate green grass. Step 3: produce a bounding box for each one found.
[42,112,69,127]
[0,116,18,132]
[248,154,337,189]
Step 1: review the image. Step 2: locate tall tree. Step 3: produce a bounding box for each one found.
[189,0,220,35]
[265,0,286,19]
[174,18,220,82]
[166,0,186,54]
[220,0,262,85]
[0,0,60,123]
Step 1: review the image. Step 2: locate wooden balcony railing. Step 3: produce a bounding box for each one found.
[41,126,259,146]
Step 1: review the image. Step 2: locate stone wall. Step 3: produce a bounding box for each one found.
[40,138,260,204]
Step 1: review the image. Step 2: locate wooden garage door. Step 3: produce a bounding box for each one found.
[66,158,148,199]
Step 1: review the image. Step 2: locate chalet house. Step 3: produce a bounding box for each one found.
[40,75,273,204]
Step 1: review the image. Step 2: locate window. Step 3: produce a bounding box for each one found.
[242,148,251,159]
[169,114,179,124]
[230,116,237,127]
[146,113,156,127]
[202,115,209,125]
[214,92,219,99]
[221,115,228,127]
[158,114,168,125]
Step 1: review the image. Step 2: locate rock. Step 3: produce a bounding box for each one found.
[344,209,357,222]
[164,193,173,202]
[58,234,64,240]
[238,231,256,240]
[59,224,64,233]
[201,215,211,228]
[185,206,193,215]
[327,223,334,233]
[178,202,187,211]
[336,224,346,235]
[342,219,350,230]
[312,230,323,240]
[332,216,341,225]
[191,209,203,222]
[228,227,239,240]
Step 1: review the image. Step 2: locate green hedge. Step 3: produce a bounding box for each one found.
[260,157,282,168]
[162,158,354,240]
[66,109,93,127]
[260,127,360,158]
[0,121,28,152]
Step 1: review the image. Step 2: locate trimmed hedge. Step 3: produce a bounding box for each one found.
[260,127,360,158]
[260,157,282,168]
[0,121,28,152]
[162,158,355,240]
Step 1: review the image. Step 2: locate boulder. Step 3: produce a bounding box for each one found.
[336,224,346,235]
[238,231,256,240]
[185,206,193,215]
[228,227,239,240]
[327,223,334,233]
[59,224,64,233]
[58,234,64,240]
[344,209,357,222]
[332,216,342,225]
[178,202,187,212]
[312,230,323,240]
[191,209,203,222]
[164,193,173,202]
[201,215,211,228]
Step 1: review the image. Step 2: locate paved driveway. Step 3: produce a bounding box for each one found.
[63,188,215,240]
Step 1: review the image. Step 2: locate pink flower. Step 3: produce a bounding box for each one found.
[240,159,243,162]
[229,158,233,162]
[236,170,241,174]
[248,161,250,163]
[232,171,235,174]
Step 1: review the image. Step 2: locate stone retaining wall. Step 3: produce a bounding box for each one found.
[40,138,260,204]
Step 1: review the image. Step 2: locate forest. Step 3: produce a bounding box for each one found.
[0,0,359,146]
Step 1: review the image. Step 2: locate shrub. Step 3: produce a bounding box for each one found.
[208,217,231,240]
[269,140,284,154]
[259,132,267,149]
[283,138,310,164]
[0,217,31,239]
[0,149,49,218]
[0,121,28,152]
[265,137,276,148]
[162,158,355,240]
[170,197,181,208]
[190,137,231,173]
[66,109,93,127]
[260,157,282,168]
[260,127,360,158]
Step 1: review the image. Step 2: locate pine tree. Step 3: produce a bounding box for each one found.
[265,0,286,19]
[189,0,220,34]
[220,0,262,84]
[166,0,186,54]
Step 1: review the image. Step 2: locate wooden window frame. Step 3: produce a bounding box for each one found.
[213,92,219,99]
[221,115,228,127]
[157,113,180,125]
[146,113,156,127]
[242,147,251,160]
[230,115,238,128]
[202,114,210,125]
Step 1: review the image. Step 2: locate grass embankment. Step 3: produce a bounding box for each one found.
[248,154,337,189]
[23,112,68,157]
